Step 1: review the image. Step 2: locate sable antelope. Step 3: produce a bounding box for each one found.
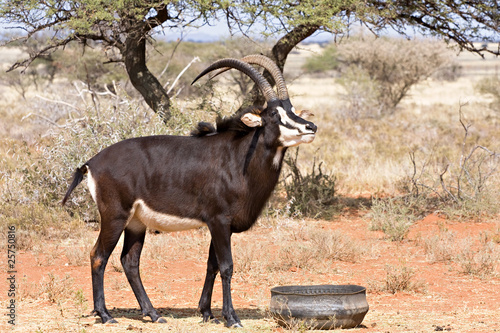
[62,56,317,327]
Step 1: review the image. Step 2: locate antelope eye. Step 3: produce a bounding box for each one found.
[270,110,278,117]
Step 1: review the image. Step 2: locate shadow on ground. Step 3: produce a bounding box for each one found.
[88,307,266,324]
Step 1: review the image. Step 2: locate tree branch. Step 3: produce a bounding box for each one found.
[7,37,74,73]
[145,5,172,30]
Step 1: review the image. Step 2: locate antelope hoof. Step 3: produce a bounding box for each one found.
[211,318,221,325]
[225,318,243,328]
[202,314,221,324]
[92,309,118,324]
[155,317,167,323]
[104,318,118,324]
[205,318,221,325]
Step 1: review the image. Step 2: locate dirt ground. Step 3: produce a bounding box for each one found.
[1,211,499,333]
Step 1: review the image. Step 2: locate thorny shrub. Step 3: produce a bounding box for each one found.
[282,148,337,219]
[401,109,500,220]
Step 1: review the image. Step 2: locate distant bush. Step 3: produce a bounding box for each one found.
[340,37,453,118]
[303,37,454,119]
[146,37,270,100]
[475,76,500,111]
[432,61,462,81]
[0,35,269,103]
[337,66,381,120]
[0,69,32,99]
[52,45,127,90]
[0,38,124,95]
[302,45,338,74]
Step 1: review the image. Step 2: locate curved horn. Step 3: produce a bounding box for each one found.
[243,55,289,101]
[192,58,279,104]
[209,55,290,102]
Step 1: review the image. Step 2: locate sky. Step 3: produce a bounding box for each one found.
[153,18,335,43]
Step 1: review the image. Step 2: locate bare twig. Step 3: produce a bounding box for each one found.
[159,36,184,79]
[457,104,472,200]
[35,95,81,113]
[21,113,63,128]
[408,150,445,199]
[73,82,89,108]
[84,63,100,119]
[166,56,200,95]
[439,164,459,203]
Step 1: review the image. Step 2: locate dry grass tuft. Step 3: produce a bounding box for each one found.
[455,237,500,277]
[43,273,75,304]
[144,232,171,261]
[422,227,457,263]
[369,196,423,241]
[381,264,426,294]
[421,227,500,277]
[64,233,94,266]
[309,228,365,263]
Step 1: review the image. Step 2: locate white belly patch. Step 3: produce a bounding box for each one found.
[127,199,206,233]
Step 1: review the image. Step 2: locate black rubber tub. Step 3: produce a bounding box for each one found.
[269,285,369,330]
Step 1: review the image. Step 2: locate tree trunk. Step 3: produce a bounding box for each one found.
[123,31,172,122]
[271,24,321,71]
[239,24,320,110]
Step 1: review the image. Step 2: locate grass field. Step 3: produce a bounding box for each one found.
[0,41,499,332]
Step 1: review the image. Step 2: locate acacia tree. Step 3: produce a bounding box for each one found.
[0,0,223,121]
[1,0,499,120]
[232,0,500,108]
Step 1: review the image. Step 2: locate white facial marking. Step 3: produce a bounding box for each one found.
[277,106,291,125]
[275,106,316,147]
[127,199,206,232]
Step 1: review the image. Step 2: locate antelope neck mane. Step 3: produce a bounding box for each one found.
[191,106,263,137]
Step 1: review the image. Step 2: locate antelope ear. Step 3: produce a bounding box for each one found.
[241,113,262,127]
[296,109,314,119]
